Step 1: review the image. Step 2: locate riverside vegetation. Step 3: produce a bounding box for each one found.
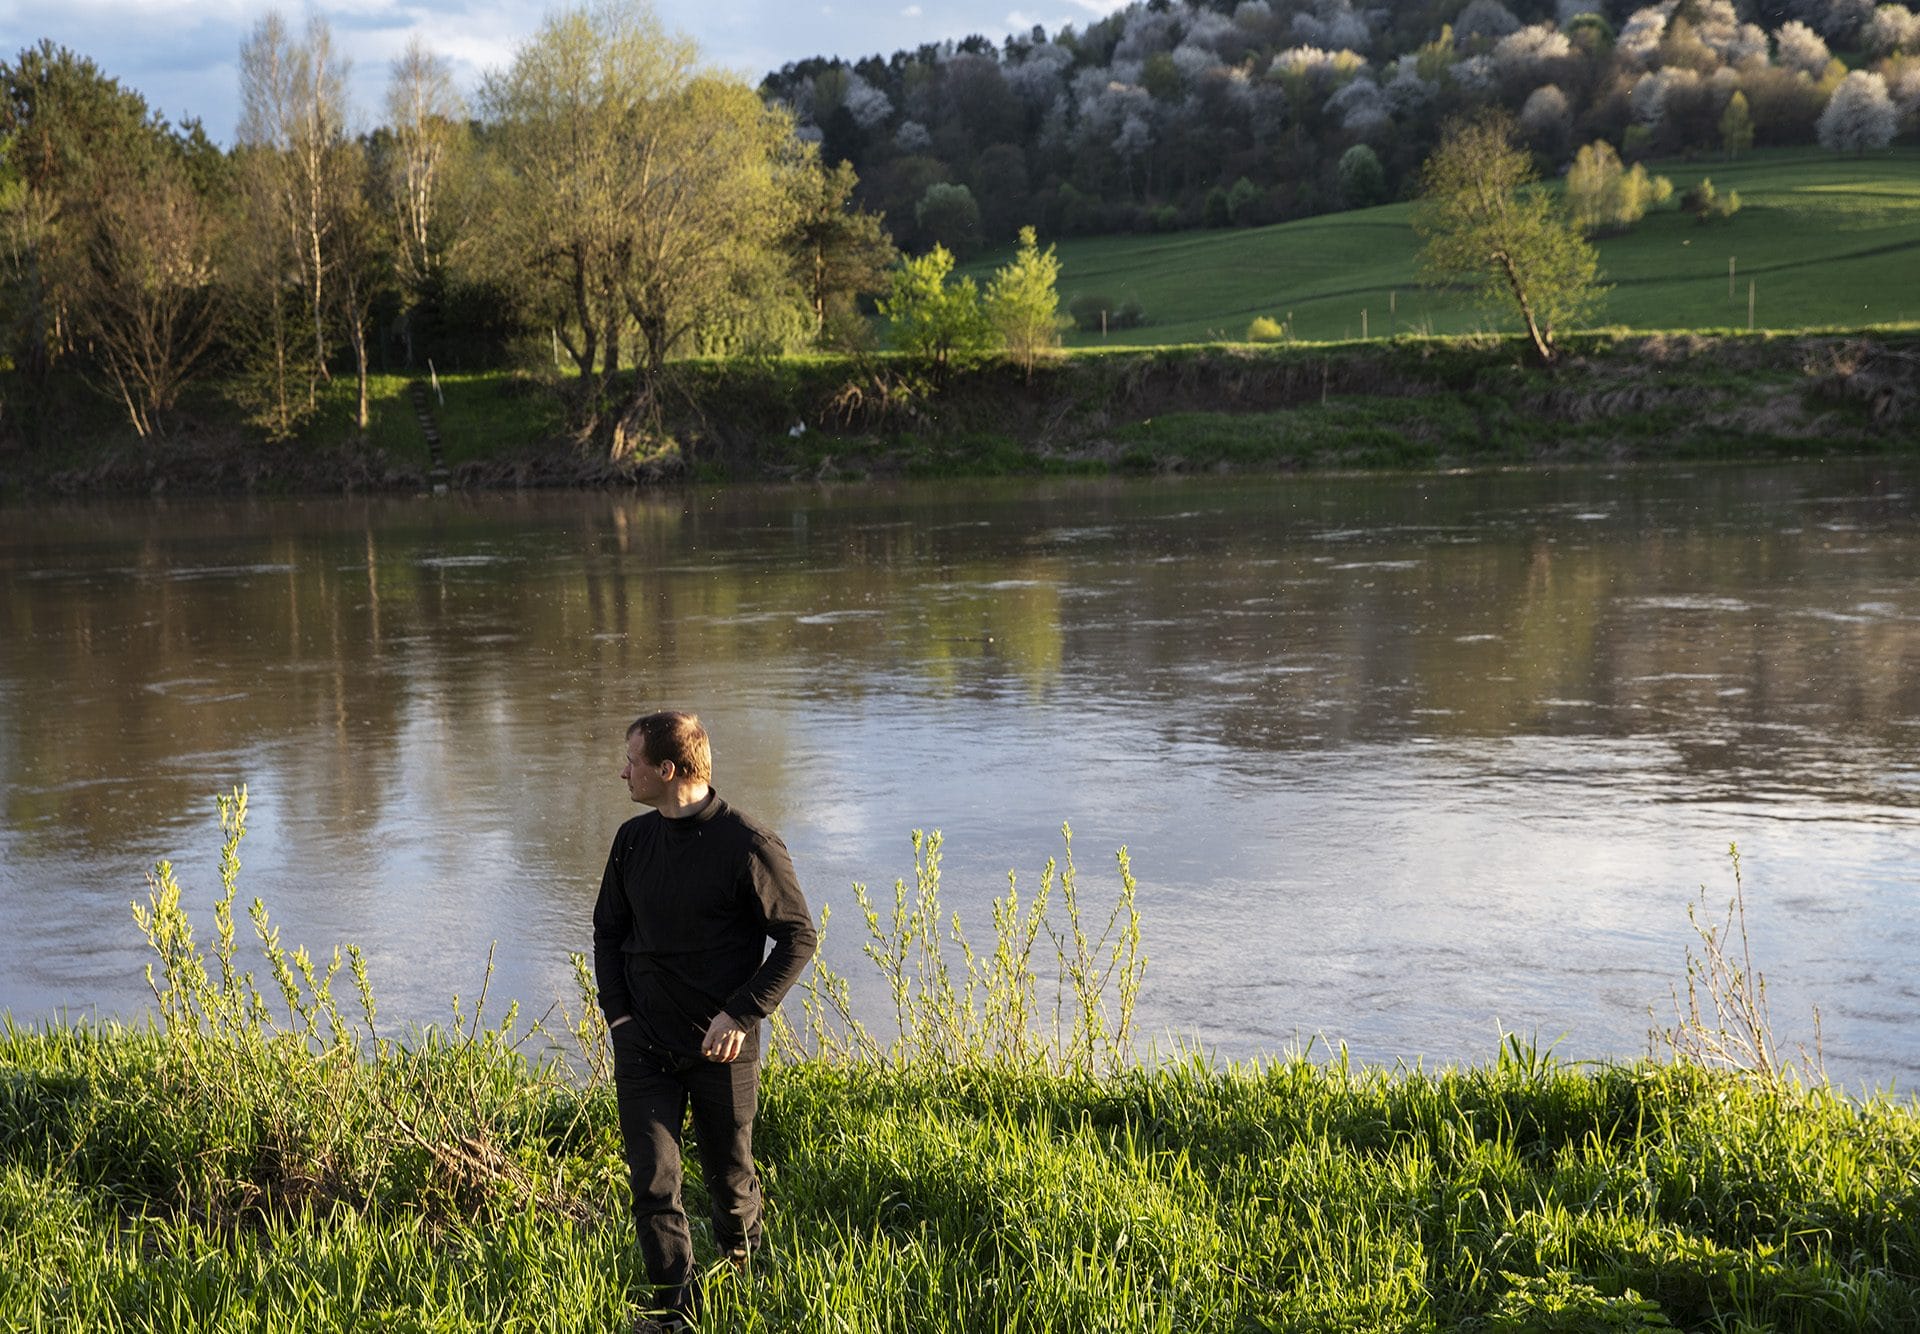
[7,147,1918,497]
[2,790,1918,1331]
[9,328,1919,496]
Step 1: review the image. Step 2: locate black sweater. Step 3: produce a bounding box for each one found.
[591,791,817,1061]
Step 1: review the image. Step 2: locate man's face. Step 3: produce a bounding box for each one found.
[621,733,670,807]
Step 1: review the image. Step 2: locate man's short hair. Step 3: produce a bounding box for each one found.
[627,711,713,784]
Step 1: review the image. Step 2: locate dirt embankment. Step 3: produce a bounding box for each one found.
[6,333,1915,497]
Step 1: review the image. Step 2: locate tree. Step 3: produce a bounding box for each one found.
[915,181,983,256]
[330,141,390,431]
[237,14,353,396]
[1565,140,1671,234]
[65,154,223,437]
[478,0,799,450]
[0,41,169,382]
[1817,71,1898,152]
[1413,112,1602,366]
[1226,175,1263,225]
[380,37,464,364]
[1336,144,1386,207]
[784,155,896,345]
[985,225,1061,377]
[1720,90,1754,158]
[879,244,992,376]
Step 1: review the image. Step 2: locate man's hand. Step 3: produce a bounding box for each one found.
[701,1011,746,1063]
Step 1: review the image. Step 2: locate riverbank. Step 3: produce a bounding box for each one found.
[3,1021,1917,1331]
[4,331,1915,498]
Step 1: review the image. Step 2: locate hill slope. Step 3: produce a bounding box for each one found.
[958,149,1920,347]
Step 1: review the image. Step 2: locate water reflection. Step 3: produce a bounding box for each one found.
[2,465,1917,1088]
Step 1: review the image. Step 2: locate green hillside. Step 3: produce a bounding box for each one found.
[959,148,1920,346]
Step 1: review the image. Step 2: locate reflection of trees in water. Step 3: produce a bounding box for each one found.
[5,470,1919,875]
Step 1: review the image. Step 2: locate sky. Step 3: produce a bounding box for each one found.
[1,0,1132,141]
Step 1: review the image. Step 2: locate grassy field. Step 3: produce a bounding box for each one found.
[3,802,1919,1331]
[960,148,1920,347]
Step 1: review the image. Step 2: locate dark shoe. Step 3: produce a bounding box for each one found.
[629,1312,690,1334]
[625,1312,687,1334]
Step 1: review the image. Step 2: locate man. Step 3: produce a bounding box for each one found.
[592,711,817,1328]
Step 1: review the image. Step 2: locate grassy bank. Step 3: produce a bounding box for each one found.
[7,329,1916,498]
[7,1025,1920,1332]
[3,798,1918,1331]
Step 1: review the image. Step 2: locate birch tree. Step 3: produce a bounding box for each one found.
[1414,112,1602,366]
[382,37,464,363]
[236,13,353,422]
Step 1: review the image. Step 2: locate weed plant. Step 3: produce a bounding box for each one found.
[3,795,1918,1330]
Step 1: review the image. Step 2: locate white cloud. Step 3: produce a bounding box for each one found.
[6,0,1108,138]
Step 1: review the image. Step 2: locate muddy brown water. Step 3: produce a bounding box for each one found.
[3,463,1917,1088]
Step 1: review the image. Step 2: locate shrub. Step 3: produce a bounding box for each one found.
[1682,176,1741,223]
[1247,316,1287,342]
[1566,140,1673,234]
[1113,297,1147,329]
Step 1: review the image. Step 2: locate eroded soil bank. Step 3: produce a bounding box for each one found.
[6,332,1915,497]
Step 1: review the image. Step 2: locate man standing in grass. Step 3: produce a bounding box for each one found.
[593,711,817,1329]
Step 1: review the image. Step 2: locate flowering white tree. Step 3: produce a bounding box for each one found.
[1774,20,1832,76]
[1493,24,1573,82]
[1616,4,1674,68]
[1326,74,1388,134]
[1818,70,1898,151]
[1691,0,1770,66]
[1519,83,1573,155]
[1867,4,1920,53]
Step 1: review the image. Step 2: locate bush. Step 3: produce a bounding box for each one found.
[1114,298,1147,330]
[1683,177,1741,223]
[1566,140,1673,234]
[1247,316,1287,342]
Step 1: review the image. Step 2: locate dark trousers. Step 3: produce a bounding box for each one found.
[612,1027,763,1313]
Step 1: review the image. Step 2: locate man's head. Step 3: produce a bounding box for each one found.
[622,711,713,806]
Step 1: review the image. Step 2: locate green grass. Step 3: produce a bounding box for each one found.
[957,148,1920,347]
[6,1026,1918,1331]
[2,798,1918,1330]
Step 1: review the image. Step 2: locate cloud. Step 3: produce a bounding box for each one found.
[6,0,1113,138]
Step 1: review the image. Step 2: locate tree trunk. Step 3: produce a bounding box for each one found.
[352,316,369,431]
[1496,249,1555,367]
[566,244,597,380]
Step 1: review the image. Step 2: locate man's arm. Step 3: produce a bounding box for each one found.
[591,833,636,1025]
[721,833,818,1026]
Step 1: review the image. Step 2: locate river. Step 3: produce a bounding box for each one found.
[3,463,1916,1089]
